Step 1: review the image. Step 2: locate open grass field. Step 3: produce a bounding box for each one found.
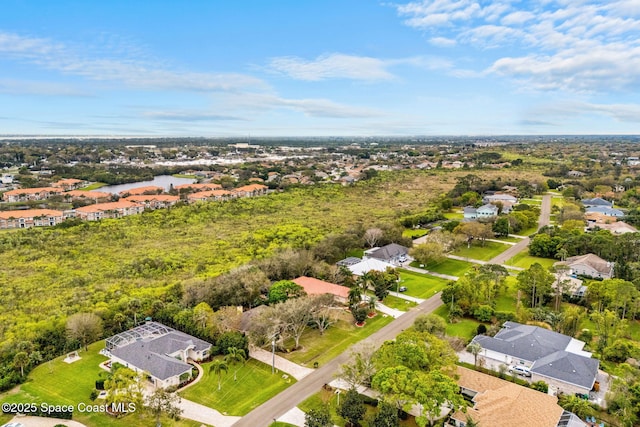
[444,211,464,220]
[299,389,419,427]
[451,241,510,261]
[433,306,482,341]
[180,358,293,416]
[383,294,417,311]
[504,251,556,269]
[397,269,451,299]
[81,182,107,190]
[414,258,473,277]
[282,313,393,368]
[496,235,523,243]
[0,341,204,427]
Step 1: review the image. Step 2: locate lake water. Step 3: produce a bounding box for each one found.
[98,175,197,194]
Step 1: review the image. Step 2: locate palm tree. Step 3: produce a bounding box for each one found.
[224,347,246,381]
[348,286,362,307]
[13,351,29,377]
[208,359,228,391]
[467,342,482,367]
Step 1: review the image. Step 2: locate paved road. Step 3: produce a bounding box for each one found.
[487,194,551,265]
[232,292,444,427]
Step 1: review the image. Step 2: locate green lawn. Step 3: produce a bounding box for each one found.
[172,174,198,179]
[299,389,419,427]
[496,235,523,243]
[517,225,539,236]
[519,198,542,205]
[433,306,482,341]
[1,341,203,427]
[451,241,510,261]
[282,314,393,368]
[397,270,451,299]
[382,294,417,311]
[180,358,293,416]
[493,276,519,312]
[346,248,364,258]
[402,228,428,239]
[444,211,464,220]
[412,258,473,277]
[504,251,555,269]
[81,182,107,190]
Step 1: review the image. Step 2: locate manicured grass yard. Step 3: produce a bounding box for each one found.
[382,294,417,311]
[496,235,523,243]
[451,241,510,261]
[433,306,482,341]
[444,211,464,220]
[504,251,555,269]
[1,341,203,427]
[402,228,428,239]
[81,182,107,190]
[412,258,473,277]
[180,358,293,416]
[397,269,451,299]
[282,313,393,368]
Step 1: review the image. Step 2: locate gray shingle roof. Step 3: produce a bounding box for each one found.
[531,351,599,389]
[581,197,612,207]
[473,321,571,362]
[367,243,408,261]
[111,340,192,381]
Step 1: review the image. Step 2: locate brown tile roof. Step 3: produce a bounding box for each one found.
[0,209,64,219]
[119,186,164,195]
[3,187,62,195]
[187,190,232,200]
[75,200,143,213]
[174,183,222,190]
[291,276,349,299]
[453,366,564,427]
[64,190,112,199]
[233,184,268,192]
[53,178,83,186]
[124,195,180,203]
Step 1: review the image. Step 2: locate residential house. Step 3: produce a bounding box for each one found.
[585,206,624,218]
[336,257,364,267]
[581,197,613,208]
[104,322,211,389]
[364,243,409,265]
[187,189,234,202]
[232,184,268,197]
[483,193,517,205]
[52,178,84,191]
[594,221,638,235]
[292,276,349,304]
[63,190,112,203]
[0,209,65,229]
[74,200,144,221]
[348,258,395,276]
[2,187,63,202]
[476,203,499,218]
[567,170,585,177]
[174,183,222,193]
[463,206,478,219]
[1,174,14,184]
[472,321,599,396]
[123,195,180,209]
[449,366,586,427]
[558,253,614,279]
[118,186,164,197]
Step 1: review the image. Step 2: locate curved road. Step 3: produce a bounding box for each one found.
[232,292,443,427]
[488,194,551,265]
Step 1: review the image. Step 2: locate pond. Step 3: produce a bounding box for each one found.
[98,175,196,194]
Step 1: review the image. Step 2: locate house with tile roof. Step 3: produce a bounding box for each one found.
[123,194,180,210]
[449,366,586,427]
[472,322,599,396]
[118,186,164,197]
[557,253,614,279]
[174,182,222,192]
[232,184,268,197]
[292,276,349,304]
[2,187,63,202]
[0,209,65,229]
[52,178,85,191]
[74,200,144,221]
[105,322,211,389]
[63,190,112,202]
[594,221,638,235]
[187,189,234,202]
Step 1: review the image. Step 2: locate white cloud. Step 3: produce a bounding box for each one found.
[142,111,246,122]
[529,100,640,123]
[429,36,457,47]
[0,79,90,96]
[0,31,266,93]
[267,53,394,81]
[394,0,640,93]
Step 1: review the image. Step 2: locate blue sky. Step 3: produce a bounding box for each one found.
[0,0,639,136]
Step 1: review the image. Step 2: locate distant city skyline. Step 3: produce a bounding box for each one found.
[0,1,638,136]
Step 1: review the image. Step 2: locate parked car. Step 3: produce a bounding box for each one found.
[508,365,531,377]
[398,255,407,263]
[398,286,408,292]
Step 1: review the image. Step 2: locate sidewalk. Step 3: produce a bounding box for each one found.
[388,291,425,303]
[250,347,314,380]
[179,397,241,427]
[375,301,405,318]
